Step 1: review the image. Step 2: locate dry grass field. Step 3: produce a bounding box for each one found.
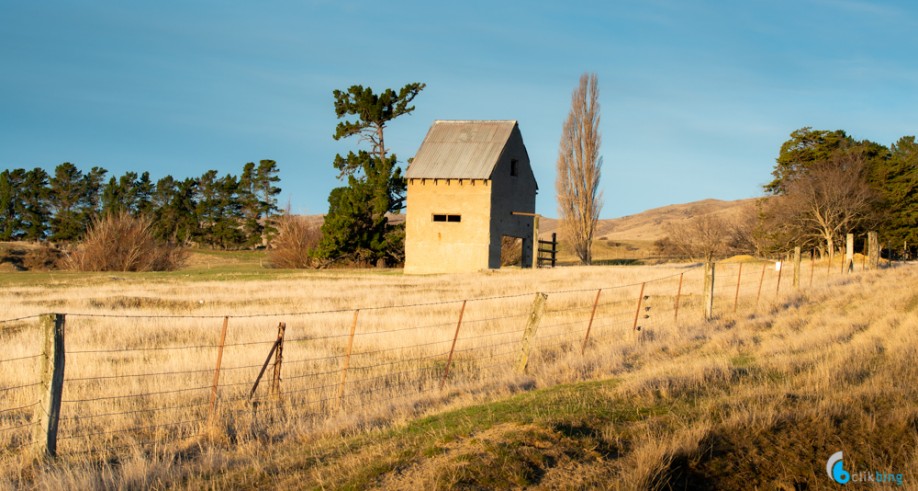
[1,256,915,489]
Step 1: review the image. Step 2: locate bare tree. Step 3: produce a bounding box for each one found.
[773,153,879,260]
[658,214,741,262]
[556,73,603,265]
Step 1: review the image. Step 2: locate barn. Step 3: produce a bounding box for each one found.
[404,120,539,274]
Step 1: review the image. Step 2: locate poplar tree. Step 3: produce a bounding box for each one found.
[556,73,603,265]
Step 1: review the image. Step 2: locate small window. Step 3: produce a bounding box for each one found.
[510,159,519,177]
[433,214,461,223]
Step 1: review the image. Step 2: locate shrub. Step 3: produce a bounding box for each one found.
[267,214,322,268]
[66,212,187,272]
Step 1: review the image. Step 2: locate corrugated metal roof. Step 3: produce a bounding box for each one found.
[405,120,517,179]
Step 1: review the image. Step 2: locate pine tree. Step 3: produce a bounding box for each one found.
[19,168,51,241]
[0,169,24,240]
[318,83,423,264]
[49,163,85,241]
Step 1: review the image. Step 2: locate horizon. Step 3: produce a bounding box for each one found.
[2,1,916,219]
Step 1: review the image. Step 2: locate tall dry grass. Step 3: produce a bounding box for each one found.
[0,258,912,488]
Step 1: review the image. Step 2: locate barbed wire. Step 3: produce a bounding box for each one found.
[0,382,42,393]
[0,315,40,325]
[0,421,38,434]
[0,401,39,415]
[61,385,211,404]
[0,354,43,364]
[58,400,210,422]
[58,417,205,442]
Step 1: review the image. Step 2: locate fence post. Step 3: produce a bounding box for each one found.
[632,282,647,331]
[793,246,801,288]
[270,322,286,399]
[532,216,540,269]
[581,289,602,354]
[208,316,229,425]
[440,301,467,390]
[755,263,766,310]
[845,233,854,273]
[775,260,783,297]
[249,334,280,399]
[515,293,547,374]
[703,261,715,321]
[336,310,359,409]
[809,250,815,288]
[868,231,879,270]
[733,263,743,313]
[673,272,684,323]
[31,313,65,459]
[551,232,557,267]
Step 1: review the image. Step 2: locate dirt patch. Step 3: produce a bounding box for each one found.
[372,422,619,490]
[0,242,64,271]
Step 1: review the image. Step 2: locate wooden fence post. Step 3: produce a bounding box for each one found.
[31,313,65,459]
[632,282,647,331]
[868,231,879,270]
[270,322,286,399]
[249,333,281,399]
[755,263,766,310]
[775,260,783,297]
[673,273,684,323]
[440,301,467,390]
[336,310,359,409]
[809,250,815,288]
[703,261,715,321]
[516,293,547,374]
[208,316,229,425]
[793,246,801,288]
[733,263,743,313]
[845,233,854,273]
[581,289,602,354]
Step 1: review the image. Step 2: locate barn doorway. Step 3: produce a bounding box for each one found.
[500,236,524,267]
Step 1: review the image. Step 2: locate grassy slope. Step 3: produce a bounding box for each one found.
[161,265,918,490]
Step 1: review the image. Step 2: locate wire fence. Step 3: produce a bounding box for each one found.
[0,257,890,459]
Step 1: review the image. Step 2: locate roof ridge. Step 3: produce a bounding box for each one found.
[432,119,517,124]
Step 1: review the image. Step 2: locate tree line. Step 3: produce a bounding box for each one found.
[757,128,916,258]
[0,160,281,249]
[659,128,917,261]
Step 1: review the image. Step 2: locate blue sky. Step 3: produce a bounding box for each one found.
[1,0,916,218]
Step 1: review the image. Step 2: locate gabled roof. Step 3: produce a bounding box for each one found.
[405,120,518,179]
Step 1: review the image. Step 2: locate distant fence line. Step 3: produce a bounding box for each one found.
[0,252,893,461]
